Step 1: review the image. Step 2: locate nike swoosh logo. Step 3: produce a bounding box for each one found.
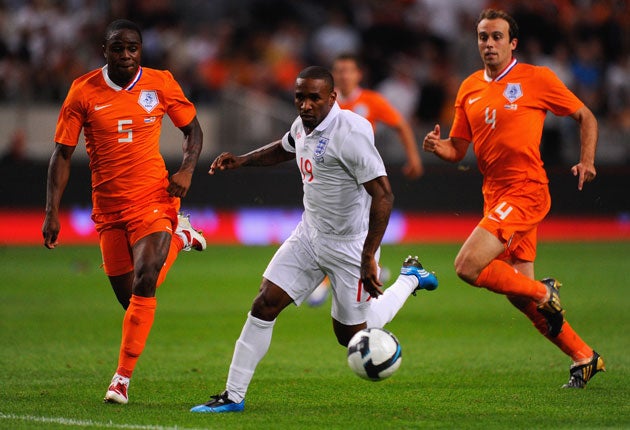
[468,97,482,105]
[94,104,112,111]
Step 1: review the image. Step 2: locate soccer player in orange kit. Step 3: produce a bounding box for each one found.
[423,9,604,388]
[43,19,205,404]
[333,53,424,180]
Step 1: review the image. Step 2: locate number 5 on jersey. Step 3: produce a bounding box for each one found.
[118,120,133,143]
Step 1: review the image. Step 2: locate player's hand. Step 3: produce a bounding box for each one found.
[571,162,596,191]
[361,257,384,298]
[42,214,60,249]
[209,152,241,175]
[422,124,441,153]
[168,170,193,197]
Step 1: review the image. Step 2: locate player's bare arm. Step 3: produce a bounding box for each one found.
[209,140,295,175]
[569,105,598,190]
[43,143,75,249]
[394,120,424,179]
[423,124,469,163]
[168,116,203,198]
[361,176,394,298]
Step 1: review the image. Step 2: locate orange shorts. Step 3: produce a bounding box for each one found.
[478,180,551,262]
[92,198,179,276]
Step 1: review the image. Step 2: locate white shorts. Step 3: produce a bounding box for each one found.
[263,221,380,325]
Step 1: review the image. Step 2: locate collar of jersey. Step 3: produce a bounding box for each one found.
[308,102,340,135]
[102,65,143,91]
[484,58,517,82]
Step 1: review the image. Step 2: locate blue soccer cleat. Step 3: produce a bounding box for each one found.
[399,255,438,294]
[190,391,244,413]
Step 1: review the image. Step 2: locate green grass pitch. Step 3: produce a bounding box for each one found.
[0,243,628,429]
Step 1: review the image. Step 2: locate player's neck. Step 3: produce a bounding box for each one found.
[484,58,517,81]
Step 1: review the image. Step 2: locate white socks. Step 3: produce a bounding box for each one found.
[366,274,418,328]
[225,312,275,402]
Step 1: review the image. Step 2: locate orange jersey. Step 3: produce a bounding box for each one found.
[450,60,583,192]
[337,88,403,131]
[55,66,196,214]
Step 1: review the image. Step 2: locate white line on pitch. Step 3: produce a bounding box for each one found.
[0,412,209,430]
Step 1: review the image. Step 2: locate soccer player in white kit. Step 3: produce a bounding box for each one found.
[191,66,438,413]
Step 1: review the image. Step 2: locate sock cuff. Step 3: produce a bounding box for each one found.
[247,311,276,329]
[130,295,157,308]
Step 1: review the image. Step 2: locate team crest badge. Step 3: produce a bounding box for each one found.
[503,83,523,103]
[138,90,159,113]
[314,137,329,163]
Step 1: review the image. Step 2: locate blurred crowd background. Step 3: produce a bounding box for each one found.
[0,0,629,166]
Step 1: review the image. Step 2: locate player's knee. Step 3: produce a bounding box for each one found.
[454,257,478,285]
[251,292,282,321]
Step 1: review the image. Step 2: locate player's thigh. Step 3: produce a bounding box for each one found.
[480,184,549,262]
[456,226,505,272]
[319,238,377,326]
[263,224,325,305]
[99,227,133,277]
[127,200,179,247]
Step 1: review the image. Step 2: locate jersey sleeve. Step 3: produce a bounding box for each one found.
[339,122,387,185]
[162,71,197,128]
[449,81,473,141]
[281,117,301,153]
[371,92,403,127]
[537,67,584,116]
[54,82,86,146]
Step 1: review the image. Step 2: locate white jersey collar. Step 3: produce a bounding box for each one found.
[311,102,341,134]
[102,65,143,91]
[484,58,517,82]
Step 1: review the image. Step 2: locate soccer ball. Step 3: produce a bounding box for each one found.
[347,328,402,381]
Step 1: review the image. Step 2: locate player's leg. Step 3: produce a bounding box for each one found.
[457,226,551,301]
[156,213,205,286]
[99,227,134,309]
[192,223,319,413]
[366,256,438,328]
[508,259,604,388]
[105,228,171,404]
[190,278,292,413]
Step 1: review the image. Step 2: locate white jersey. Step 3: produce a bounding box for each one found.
[281,102,387,237]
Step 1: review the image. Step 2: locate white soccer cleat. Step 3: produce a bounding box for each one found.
[104,373,129,404]
[176,213,206,251]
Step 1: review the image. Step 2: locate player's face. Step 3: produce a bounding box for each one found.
[103,29,142,87]
[294,77,336,132]
[477,18,517,73]
[332,59,362,95]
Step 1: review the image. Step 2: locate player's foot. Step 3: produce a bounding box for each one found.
[190,391,245,413]
[176,213,206,251]
[307,279,330,307]
[399,255,438,294]
[104,373,129,404]
[563,351,606,388]
[536,278,565,337]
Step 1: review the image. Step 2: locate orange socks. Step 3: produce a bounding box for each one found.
[474,260,547,302]
[156,234,184,287]
[509,297,593,361]
[116,295,157,378]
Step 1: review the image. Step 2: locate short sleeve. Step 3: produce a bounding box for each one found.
[162,71,197,128]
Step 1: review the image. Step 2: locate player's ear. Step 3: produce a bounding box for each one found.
[329,90,337,105]
[102,44,106,59]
